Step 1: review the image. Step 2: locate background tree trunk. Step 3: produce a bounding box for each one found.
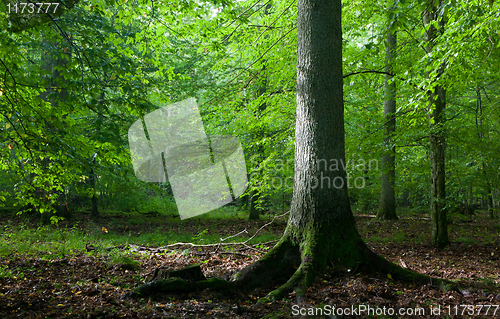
[425,1,448,248]
[248,67,268,221]
[247,3,272,221]
[475,88,494,218]
[248,189,261,220]
[38,34,71,224]
[377,13,398,220]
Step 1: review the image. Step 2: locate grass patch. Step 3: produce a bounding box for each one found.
[127,217,146,226]
[457,236,476,245]
[0,216,282,260]
[106,253,141,270]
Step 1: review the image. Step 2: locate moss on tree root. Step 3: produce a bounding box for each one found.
[125,233,455,301]
[125,245,455,301]
[231,238,301,289]
[125,264,231,299]
[231,229,456,303]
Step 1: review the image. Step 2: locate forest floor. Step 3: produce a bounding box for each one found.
[0,210,499,318]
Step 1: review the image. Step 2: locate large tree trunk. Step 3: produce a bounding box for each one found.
[425,1,448,248]
[377,15,398,220]
[231,0,432,302]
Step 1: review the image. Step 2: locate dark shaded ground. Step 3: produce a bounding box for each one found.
[0,212,499,318]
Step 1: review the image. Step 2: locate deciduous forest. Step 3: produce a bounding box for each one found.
[1,0,500,317]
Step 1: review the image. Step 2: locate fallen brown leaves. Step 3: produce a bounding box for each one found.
[0,213,499,318]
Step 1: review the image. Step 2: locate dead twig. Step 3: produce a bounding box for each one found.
[243,211,289,245]
[159,212,289,252]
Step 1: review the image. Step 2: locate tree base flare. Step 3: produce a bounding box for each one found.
[231,232,455,303]
[124,240,456,302]
[124,264,229,299]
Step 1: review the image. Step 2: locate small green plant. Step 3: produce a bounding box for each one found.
[478,277,497,290]
[414,233,426,244]
[0,265,14,279]
[107,254,141,270]
[192,229,209,243]
[393,231,406,242]
[366,235,386,244]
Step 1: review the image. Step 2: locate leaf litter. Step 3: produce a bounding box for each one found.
[0,213,499,318]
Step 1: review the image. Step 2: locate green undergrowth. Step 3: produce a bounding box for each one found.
[0,220,280,261]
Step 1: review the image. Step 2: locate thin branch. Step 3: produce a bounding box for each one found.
[250,0,296,47]
[222,0,272,43]
[343,70,391,78]
[224,26,296,86]
[220,229,249,242]
[158,213,288,252]
[225,0,268,29]
[243,211,289,244]
[343,69,426,92]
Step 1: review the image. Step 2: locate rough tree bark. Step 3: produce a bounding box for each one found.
[377,12,398,221]
[424,1,448,248]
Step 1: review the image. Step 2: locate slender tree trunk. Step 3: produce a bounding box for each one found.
[90,166,98,218]
[486,181,494,218]
[475,88,494,218]
[248,189,261,220]
[425,1,448,248]
[429,91,447,248]
[89,93,104,219]
[377,17,398,220]
[248,54,269,221]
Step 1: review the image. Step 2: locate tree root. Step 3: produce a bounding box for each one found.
[125,234,458,302]
[231,234,458,303]
[231,237,301,290]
